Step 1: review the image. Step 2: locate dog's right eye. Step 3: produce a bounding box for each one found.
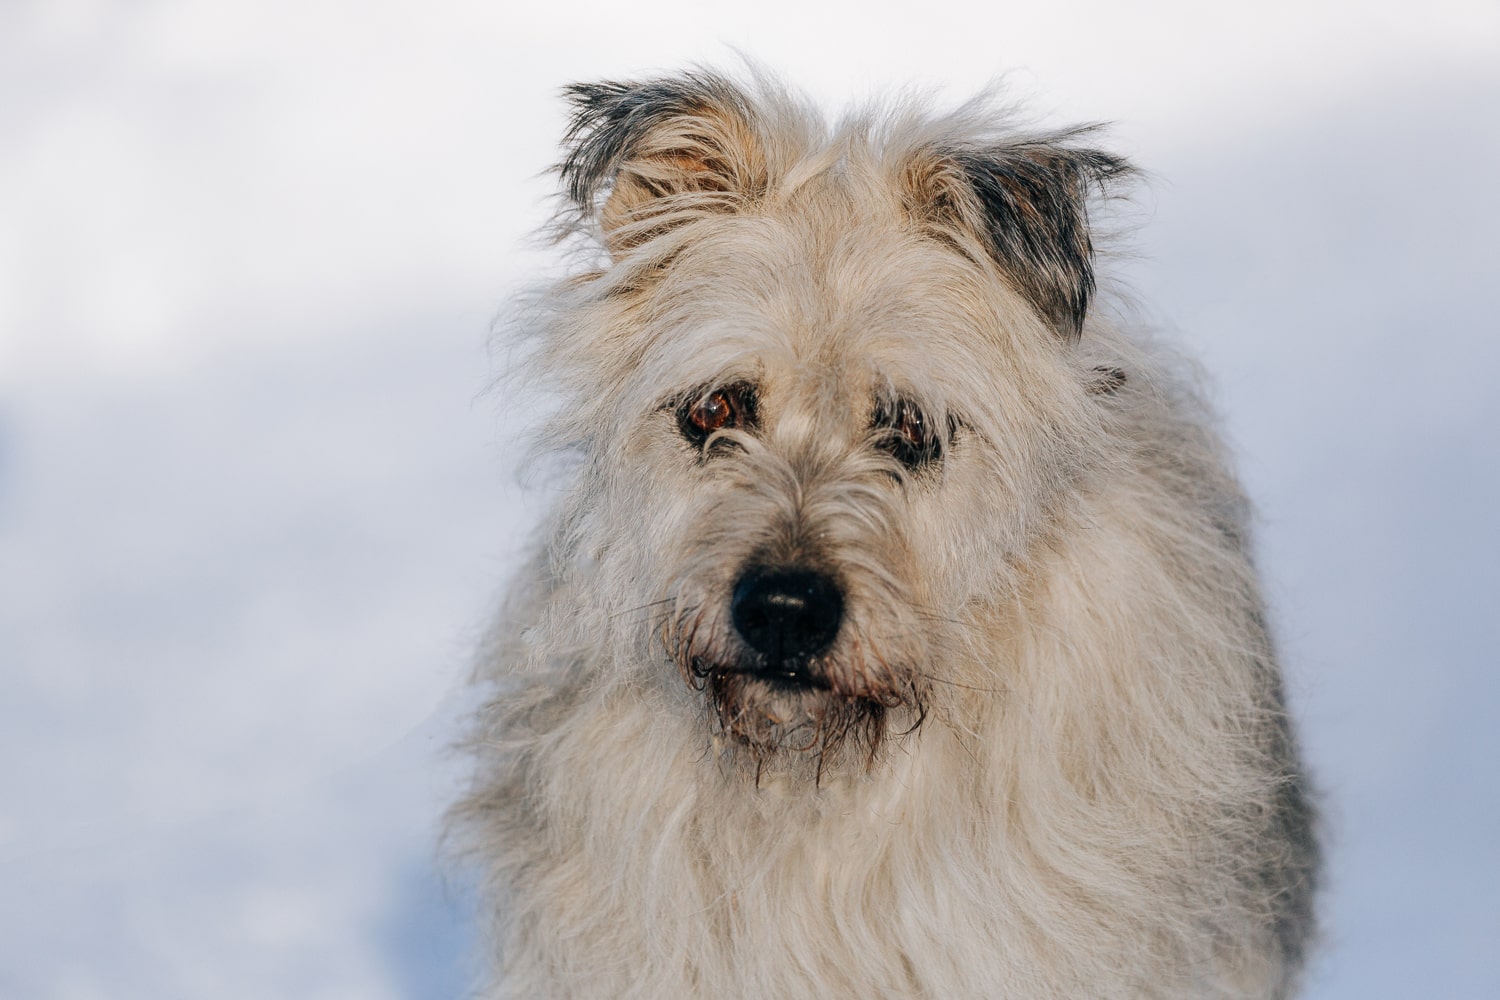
[678,383,757,446]
[873,396,943,471]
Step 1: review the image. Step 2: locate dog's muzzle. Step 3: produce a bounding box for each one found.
[730,566,843,683]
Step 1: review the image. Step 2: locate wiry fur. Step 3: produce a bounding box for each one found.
[453,70,1318,999]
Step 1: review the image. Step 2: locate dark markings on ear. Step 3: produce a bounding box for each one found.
[558,73,764,256]
[914,133,1132,341]
[1088,366,1127,395]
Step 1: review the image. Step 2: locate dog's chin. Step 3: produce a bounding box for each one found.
[698,660,900,763]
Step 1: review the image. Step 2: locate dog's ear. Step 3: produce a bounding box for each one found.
[906,134,1131,341]
[560,74,766,257]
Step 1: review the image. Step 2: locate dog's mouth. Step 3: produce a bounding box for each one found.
[691,655,831,691]
[686,652,920,770]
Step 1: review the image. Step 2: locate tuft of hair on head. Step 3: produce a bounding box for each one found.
[558,71,769,258]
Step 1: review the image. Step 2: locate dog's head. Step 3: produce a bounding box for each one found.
[539,71,1132,772]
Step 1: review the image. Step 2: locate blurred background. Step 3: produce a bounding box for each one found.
[2,1,1496,997]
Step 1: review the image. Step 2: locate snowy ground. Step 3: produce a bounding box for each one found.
[2,1,1496,997]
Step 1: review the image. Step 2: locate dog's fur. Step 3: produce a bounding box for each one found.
[454,70,1318,999]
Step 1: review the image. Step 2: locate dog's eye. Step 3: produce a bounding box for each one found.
[874,397,942,469]
[679,383,757,446]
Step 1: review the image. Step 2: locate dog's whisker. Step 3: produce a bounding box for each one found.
[912,612,981,629]
[610,597,676,619]
[907,671,1010,696]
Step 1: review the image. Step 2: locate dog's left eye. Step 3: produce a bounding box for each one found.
[678,383,757,446]
[874,397,942,469]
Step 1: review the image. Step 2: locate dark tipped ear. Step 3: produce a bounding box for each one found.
[907,133,1131,340]
[559,73,766,257]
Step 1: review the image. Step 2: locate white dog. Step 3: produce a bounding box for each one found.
[454,70,1318,999]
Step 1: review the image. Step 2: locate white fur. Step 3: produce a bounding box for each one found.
[453,72,1316,999]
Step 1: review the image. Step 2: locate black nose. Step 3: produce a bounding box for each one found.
[730,567,844,662]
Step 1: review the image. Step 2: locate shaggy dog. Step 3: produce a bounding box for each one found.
[455,70,1318,999]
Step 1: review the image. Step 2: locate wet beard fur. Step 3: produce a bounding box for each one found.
[695,668,926,781]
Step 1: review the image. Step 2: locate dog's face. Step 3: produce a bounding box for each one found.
[546,74,1129,769]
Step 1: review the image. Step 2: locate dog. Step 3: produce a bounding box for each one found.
[453,69,1318,999]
